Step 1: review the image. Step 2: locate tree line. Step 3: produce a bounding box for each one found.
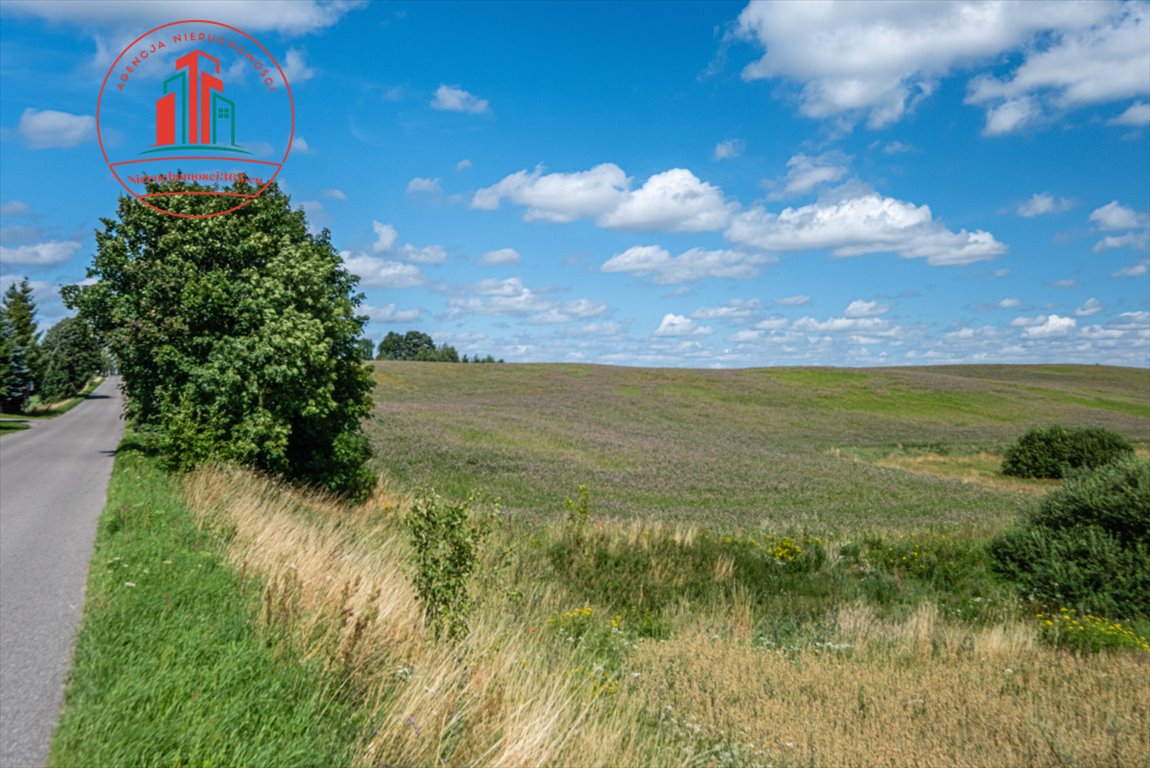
[1,278,105,413]
[373,330,503,364]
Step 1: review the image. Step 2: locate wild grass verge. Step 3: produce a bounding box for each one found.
[49,441,365,768]
[177,465,1149,767]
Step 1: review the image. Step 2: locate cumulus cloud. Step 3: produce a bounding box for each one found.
[446,276,605,324]
[282,48,315,83]
[0,201,31,217]
[0,240,81,265]
[399,244,447,264]
[1075,298,1103,317]
[432,84,490,114]
[1090,201,1149,230]
[771,152,850,198]
[19,108,94,149]
[479,247,522,266]
[998,297,1021,308]
[1017,192,1072,217]
[371,221,398,253]
[714,139,745,160]
[363,303,420,323]
[1109,101,1150,126]
[340,252,424,288]
[1111,260,1149,278]
[843,299,890,318]
[472,164,734,232]
[601,245,772,284]
[324,188,347,200]
[776,294,811,306]
[406,177,442,195]
[725,189,1006,266]
[1,0,363,36]
[691,298,762,321]
[1025,312,1076,338]
[1094,232,1150,253]
[735,1,1144,133]
[654,314,711,337]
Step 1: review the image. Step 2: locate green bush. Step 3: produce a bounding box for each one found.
[991,457,1150,620]
[1001,424,1133,479]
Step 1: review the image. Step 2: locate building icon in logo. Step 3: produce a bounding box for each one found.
[150,50,247,153]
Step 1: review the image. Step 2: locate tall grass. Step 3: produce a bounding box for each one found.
[176,465,1149,767]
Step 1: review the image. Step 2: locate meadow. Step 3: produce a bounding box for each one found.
[52,363,1150,767]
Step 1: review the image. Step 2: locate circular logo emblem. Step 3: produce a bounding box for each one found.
[96,19,294,219]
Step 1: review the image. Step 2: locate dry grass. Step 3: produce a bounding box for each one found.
[633,616,1150,767]
[183,465,1150,768]
[871,451,1058,496]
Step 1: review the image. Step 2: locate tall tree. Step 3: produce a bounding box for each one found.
[0,309,31,412]
[2,278,43,396]
[39,316,104,402]
[63,180,376,500]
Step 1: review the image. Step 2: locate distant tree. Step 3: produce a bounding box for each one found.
[402,331,436,360]
[377,331,405,360]
[39,317,104,402]
[355,337,375,361]
[63,179,376,501]
[2,278,43,395]
[0,310,31,412]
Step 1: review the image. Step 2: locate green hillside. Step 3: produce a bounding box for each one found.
[367,363,1150,532]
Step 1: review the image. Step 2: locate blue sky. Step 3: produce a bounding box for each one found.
[2,0,1148,368]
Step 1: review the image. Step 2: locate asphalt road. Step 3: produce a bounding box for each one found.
[0,377,125,768]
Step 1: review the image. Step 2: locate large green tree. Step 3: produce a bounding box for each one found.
[0,310,31,413]
[39,316,104,402]
[63,180,376,500]
[2,278,43,398]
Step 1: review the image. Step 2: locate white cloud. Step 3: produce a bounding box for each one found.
[966,4,1150,130]
[1075,298,1103,317]
[776,294,811,306]
[726,190,1005,266]
[0,201,30,217]
[282,48,315,83]
[980,97,1039,135]
[598,169,735,231]
[323,188,347,200]
[0,240,81,265]
[843,299,890,318]
[1094,232,1150,253]
[341,252,423,287]
[735,1,1143,132]
[882,140,914,155]
[654,314,711,337]
[289,137,311,155]
[479,247,521,266]
[714,139,745,160]
[432,84,490,114]
[472,163,626,222]
[363,303,421,323]
[1111,260,1149,278]
[371,221,398,253]
[456,159,473,171]
[446,277,605,324]
[472,164,734,232]
[1110,101,1150,126]
[399,244,447,264]
[1090,201,1149,230]
[691,298,762,320]
[1017,192,1072,217]
[1,0,364,36]
[772,152,850,198]
[406,177,442,195]
[998,297,1021,308]
[19,108,94,149]
[1017,314,1077,338]
[601,245,772,284]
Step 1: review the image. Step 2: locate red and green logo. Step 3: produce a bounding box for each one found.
[97,19,295,219]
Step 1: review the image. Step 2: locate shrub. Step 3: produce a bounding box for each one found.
[991,457,1150,621]
[1001,424,1133,479]
[406,490,488,641]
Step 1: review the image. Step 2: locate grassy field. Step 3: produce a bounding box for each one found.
[53,363,1150,766]
[366,363,1150,531]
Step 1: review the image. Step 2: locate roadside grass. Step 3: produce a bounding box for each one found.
[0,419,30,435]
[175,464,1150,767]
[49,439,366,768]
